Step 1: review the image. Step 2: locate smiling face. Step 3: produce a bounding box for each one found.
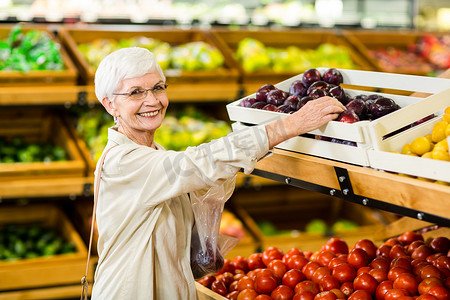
[103,72,168,146]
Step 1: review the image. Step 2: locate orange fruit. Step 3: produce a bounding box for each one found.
[411,136,432,155]
[433,139,448,152]
[431,121,448,143]
[443,114,450,123]
[421,152,432,159]
[446,123,450,137]
[445,106,450,115]
[431,149,450,161]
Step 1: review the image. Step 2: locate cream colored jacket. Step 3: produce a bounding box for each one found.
[91,125,269,300]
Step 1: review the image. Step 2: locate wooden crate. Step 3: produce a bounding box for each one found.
[208,28,374,86]
[230,185,392,253]
[58,25,239,86]
[0,24,77,87]
[0,203,88,291]
[342,30,445,76]
[0,108,87,180]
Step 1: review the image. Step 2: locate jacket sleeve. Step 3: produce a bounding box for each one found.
[113,125,269,206]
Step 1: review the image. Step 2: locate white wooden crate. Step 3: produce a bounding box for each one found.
[226,68,450,166]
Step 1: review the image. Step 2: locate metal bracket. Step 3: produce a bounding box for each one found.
[333,167,356,203]
[83,183,92,197]
[77,91,87,106]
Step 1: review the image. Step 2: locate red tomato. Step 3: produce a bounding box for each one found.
[427,286,449,300]
[429,237,450,254]
[218,259,236,274]
[283,248,304,264]
[319,275,339,291]
[412,245,433,260]
[416,295,439,300]
[421,265,443,281]
[329,288,345,299]
[332,263,357,283]
[354,239,378,260]
[237,288,258,300]
[390,244,408,260]
[398,231,424,246]
[412,258,428,267]
[427,253,444,265]
[271,285,295,300]
[388,266,411,282]
[314,291,337,300]
[238,276,255,292]
[229,281,239,293]
[377,244,393,261]
[418,277,443,295]
[287,255,310,271]
[293,291,315,300]
[248,253,265,270]
[407,240,426,255]
[434,256,450,270]
[324,238,349,255]
[371,257,391,271]
[357,266,372,276]
[263,247,285,267]
[328,257,346,270]
[414,262,431,277]
[390,257,412,271]
[283,269,306,290]
[255,295,272,300]
[217,272,235,287]
[197,275,216,288]
[375,280,394,300]
[353,272,378,295]
[226,290,239,300]
[268,260,289,279]
[393,273,418,296]
[370,268,388,283]
[234,273,245,282]
[395,296,414,300]
[384,289,409,300]
[211,279,228,296]
[348,248,370,269]
[247,269,262,281]
[294,280,320,295]
[316,251,337,267]
[312,267,332,284]
[385,238,402,247]
[348,289,372,300]
[340,281,354,297]
[303,262,321,280]
[254,271,278,295]
[233,256,250,273]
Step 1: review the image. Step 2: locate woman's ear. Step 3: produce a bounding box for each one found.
[102,97,119,117]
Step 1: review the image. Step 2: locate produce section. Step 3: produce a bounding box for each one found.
[0,22,449,300]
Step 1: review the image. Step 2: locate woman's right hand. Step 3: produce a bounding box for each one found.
[265,96,346,149]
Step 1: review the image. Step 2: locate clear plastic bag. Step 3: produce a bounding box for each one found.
[190,175,239,279]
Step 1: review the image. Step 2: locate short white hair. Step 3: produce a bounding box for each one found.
[95,47,166,103]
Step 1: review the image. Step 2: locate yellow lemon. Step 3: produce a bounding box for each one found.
[411,136,432,155]
[433,139,448,152]
[445,106,450,115]
[446,123,450,137]
[425,134,433,142]
[443,114,450,123]
[431,149,450,161]
[431,121,448,143]
[434,180,450,186]
[421,152,432,159]
[401,144,413,154]
[417,177,434,182]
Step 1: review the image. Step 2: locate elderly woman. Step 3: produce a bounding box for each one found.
[91,47,345,299]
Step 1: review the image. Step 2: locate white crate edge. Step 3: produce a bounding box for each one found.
[368,118,450,182]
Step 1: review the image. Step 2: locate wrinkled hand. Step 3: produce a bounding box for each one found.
[266,96,345,148]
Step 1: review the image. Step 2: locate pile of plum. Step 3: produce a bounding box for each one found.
[197,232,450,300]
[240,68,401,124]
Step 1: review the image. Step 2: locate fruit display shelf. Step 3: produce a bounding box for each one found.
[227,68,450,171]
[0,203,88,293]
[58,24,240,86]
[342,29,450,76]
[0,108,88,183]
[208,28,374,89]
[0,24,77,87]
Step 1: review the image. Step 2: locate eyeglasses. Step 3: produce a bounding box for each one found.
[113,84,168,100]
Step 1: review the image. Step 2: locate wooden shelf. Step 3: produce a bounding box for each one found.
[253,148,450,224]
[0,83,240,106]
